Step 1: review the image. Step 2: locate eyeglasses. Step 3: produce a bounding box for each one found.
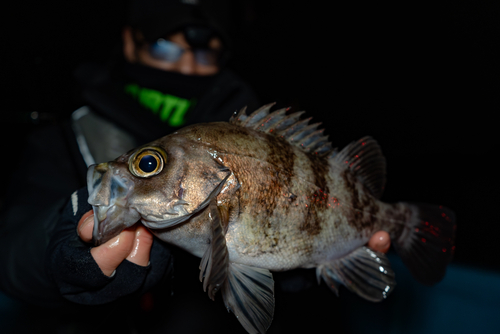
[149,39,220,66]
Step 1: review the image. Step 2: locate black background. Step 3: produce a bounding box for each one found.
[0,0,498,332]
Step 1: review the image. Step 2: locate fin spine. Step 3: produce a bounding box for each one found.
[234,104,334,156]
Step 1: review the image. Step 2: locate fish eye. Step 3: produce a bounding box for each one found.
[139,154,158,173]
[129,147,167,178]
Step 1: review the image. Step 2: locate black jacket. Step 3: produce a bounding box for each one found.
[0,62,260,309]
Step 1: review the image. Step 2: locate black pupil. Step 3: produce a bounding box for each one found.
[139,155,158,173]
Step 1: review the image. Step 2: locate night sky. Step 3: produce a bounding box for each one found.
[0,0,499,332]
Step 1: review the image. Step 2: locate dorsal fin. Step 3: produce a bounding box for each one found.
[229,103,335,157]
[229,106,248,125]
[331,136,386,199]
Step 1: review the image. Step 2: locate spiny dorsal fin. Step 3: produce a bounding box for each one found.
[230,103,335,157]
[331,136,386,199]
[229,106,248,125]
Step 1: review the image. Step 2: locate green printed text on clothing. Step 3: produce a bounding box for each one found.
[125,83,195,127]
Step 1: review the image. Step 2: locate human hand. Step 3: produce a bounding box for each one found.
[47,187,173,305]
[77,210,153,276]
[276,230,391,293]
[368,231,391,253]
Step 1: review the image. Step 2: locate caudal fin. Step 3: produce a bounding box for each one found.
[392,203,456,285]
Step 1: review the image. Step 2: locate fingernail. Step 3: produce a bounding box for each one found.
[83,215,94,226]
[78,215,94,236]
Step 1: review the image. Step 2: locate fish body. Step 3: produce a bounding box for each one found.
[153,122,384,269]
[87,104,456,334]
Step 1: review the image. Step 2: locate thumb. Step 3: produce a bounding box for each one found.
[368,231,391,253]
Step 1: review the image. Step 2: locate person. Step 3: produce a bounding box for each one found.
[0,0,390,332]
[0,0,260,325]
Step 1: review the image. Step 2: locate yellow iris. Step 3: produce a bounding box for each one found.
[129,147,167,178]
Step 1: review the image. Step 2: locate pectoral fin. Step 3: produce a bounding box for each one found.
[199,200,229,300]
[222,264,275,334]
[317,246,396,302]
[198,197,274,333]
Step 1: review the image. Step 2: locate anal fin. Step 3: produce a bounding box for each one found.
[317,246,396,302]
[222,263,275,334]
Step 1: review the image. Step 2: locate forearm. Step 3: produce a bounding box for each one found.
[0,123,173,306]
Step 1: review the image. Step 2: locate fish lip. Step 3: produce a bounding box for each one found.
[92,204,142,245]
[92,207,102,244]
[88,162,141,245]
[93,208,112,246]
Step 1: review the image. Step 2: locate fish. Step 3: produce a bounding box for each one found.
[87,103,456,334]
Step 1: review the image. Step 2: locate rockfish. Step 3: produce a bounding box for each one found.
[87,104,456,334]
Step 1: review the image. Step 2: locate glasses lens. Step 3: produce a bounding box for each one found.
[194,49,220,66]
[149,39,184,62]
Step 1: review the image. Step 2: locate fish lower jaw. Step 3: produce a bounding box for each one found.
[94,205,111,222]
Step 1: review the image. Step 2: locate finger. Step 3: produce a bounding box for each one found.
[126,225,154,267]
[77,210,95,243]
[368,231,391,253]
[91,226,137,276]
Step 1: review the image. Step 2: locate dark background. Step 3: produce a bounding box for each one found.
[0,0,498,333]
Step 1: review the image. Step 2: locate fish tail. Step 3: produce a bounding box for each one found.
[391,202,456,285]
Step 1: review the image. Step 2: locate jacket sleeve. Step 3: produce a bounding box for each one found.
[0,123,173,306]
[0,124,83,306]
[47,187,173,305]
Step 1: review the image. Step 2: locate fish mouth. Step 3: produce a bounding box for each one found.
[91,204,141,246]
[87,163,141,245]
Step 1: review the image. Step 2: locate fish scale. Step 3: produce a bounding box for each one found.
[87,104,456,334]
